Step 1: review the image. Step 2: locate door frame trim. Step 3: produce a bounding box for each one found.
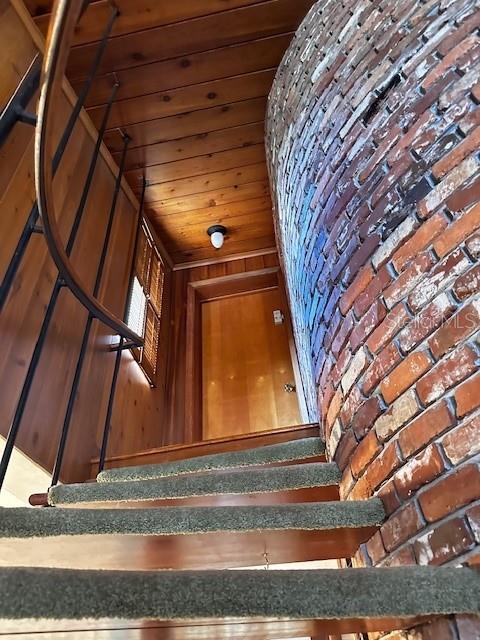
[184,267,307,442]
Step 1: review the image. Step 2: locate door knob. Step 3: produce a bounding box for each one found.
[284,383,296,393]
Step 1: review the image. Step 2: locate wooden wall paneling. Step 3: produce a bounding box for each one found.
[7,148,117,478]
[0,135,36,281]
[0,91,37,194]
[103,99,268,154]
[0,0,38,108]
[65,0,317,80]
[63,190,137,481]
[0,0,175,483]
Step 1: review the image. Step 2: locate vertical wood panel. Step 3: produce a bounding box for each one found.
[0,1,172,484]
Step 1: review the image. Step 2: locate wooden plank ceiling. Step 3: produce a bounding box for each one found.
[26,0,316,264]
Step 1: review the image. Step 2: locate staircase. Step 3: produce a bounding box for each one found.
[0,435,478,637]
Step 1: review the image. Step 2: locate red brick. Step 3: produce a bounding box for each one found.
[375,389,420,442]
[398,400,455,458]
[382,544,417,568]
[380,502,424,551]
[414,517,474,565]
[354,265,392,317]
[330,349,352,387]
[339,265,373,315]
[380,351,432,404]
[432,126,480,180]
[453,263,480,300]
[349,300,387,352]
[339,385,363,428]
[446,175,480,213]
[398,293,456,353]
[339,465,355,500]
[419,155,480,218]
[365,531,386,565]
[362,441,402,495]
[330,312,354,358]
[351,396,383,439]
[466,231,480,259]
[467,504,480,543]
[392,212,448,272]
[393,444,446,501]
[434,201,480,257]
[366,303,410,354]
[418,464,480,522]
[362,342,401,395]
[326,388,343,430]
[333,428,357,472]
[408,249,469,313]
[429,299,480,359]
[442,415,480,464]
[377,479,401,516]
[455,372,480,418]
[383,252,435,309]
[350,429,381,478]
[416,344,478,405]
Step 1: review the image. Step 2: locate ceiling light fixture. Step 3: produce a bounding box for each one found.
[207,224,227,249]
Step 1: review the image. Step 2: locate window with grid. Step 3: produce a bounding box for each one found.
[126,221,165,383]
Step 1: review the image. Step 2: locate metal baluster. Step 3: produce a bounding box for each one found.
[98,177,147,473]
[50,134,130,486]
[0,84,119,491]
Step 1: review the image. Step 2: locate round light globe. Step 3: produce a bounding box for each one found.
[210,230,224,249]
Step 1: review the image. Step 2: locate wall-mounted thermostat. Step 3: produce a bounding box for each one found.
[273,309,284,325]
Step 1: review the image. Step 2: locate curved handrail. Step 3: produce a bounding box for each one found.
[34,0,143,346]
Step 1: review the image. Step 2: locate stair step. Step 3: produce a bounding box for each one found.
[97,437,325,483]
[1,567,478,636]
[50,462,341,508]
[0,500,384,570]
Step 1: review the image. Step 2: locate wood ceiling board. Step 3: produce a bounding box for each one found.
[89,69,275,131]
[163,221,275,261]
[141,164,269,203]
[149,182,270,215]
[158,221,275,254]
[117,123,266,172]
[66,0,317,80]
[23,1,315,263]
[103,98,268,153]
[125,144,267,186]
[76,34,293,107]
[171,235,277,264]
[33,0,275,45]
[149,197,273,228]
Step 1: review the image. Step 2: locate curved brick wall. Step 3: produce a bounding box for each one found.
[267,0,480,636]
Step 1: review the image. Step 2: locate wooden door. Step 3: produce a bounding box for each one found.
[202,288,301,439]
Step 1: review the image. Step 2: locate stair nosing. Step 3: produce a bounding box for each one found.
[49,461,340,506]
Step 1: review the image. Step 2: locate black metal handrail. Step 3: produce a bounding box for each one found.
[35,0,143,346]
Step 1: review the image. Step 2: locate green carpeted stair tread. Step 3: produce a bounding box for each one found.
[49,462,340,506]
[97,437,325,483]
[0,499,384,537]
[1,566,478,621]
